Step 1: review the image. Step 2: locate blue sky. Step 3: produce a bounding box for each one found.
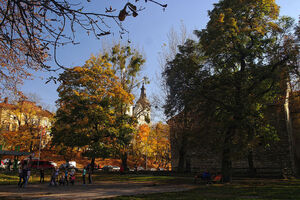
[21,0,300,120]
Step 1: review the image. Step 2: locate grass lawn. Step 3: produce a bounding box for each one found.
[106,179,300,200]
[0,170,51,184]
[92,173,191,184]
[0,170,191,185]
[2,170,300,199]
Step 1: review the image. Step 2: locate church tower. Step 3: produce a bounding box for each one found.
[133,83,151,125]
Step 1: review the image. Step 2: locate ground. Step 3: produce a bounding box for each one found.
[1,172,300,199]
[0,181,196,200]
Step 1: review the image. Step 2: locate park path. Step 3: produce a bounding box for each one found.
[0,181,196,200]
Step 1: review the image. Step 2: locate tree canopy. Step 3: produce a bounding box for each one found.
[163,0,299,182]
[52,52,133,159]
[52,44,146,168]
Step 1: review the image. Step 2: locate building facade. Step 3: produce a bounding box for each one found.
[0,98,53,150]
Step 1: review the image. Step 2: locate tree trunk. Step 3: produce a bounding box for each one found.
[121,152,128,171]
[247,129,256,177]
[247,150,256,177]
[221,129,232,183]
[284,81,296,175]
[90,157,95,171]
[177,110,189,173]
[177,134,187,172]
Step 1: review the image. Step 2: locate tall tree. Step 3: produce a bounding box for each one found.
[164,0,299,181]
[107,44,146,170]
[163,39,209,172]
[52,53,133,164]
[196,0,299,182]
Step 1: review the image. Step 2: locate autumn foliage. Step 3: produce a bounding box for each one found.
[51,52,135,162]
[1,101,52,152]
[131,123,170,169]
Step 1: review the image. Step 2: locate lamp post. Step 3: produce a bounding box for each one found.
[145,137,148,170]
[37,126,46,169]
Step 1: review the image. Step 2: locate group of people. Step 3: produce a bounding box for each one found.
[17,164,31,188]
[17,161,95,187]
[47,165,93,186]
[49,167,76,186]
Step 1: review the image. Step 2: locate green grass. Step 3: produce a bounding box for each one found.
[0,170,51,184]
[3,171,300,199]
[92,173,191,184]
[106,179,300,200]
[0,170,191,185]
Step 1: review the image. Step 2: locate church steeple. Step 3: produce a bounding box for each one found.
[134,83,151,125]
[140,83,146,99]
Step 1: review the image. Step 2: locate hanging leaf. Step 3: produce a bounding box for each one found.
[118,8,128,21]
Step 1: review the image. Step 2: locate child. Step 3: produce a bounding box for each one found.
[59,174,65,186]
[64,169,69,185]
[70,173,75,185]
[82,167,86,184]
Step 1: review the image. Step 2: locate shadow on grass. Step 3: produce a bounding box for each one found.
[105,179,300,200]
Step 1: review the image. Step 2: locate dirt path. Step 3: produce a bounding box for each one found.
[0,182,196,200]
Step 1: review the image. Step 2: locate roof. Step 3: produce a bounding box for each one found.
[136,84,150,108]
[0,100,53,118]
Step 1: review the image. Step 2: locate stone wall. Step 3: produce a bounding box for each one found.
[169,94,300,176]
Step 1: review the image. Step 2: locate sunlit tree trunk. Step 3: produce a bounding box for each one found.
[284,81,296,175]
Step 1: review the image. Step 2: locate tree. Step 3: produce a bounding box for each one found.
[51,53,133,165]
[163,39,209,172]
[0,0,166,97]
[164,0,299,182]
[196,0,299,182]
[106,44,146,170]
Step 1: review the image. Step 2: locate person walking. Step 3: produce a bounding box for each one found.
[17,166,23,187]
[82,167,86,184]
[25,167,31,186]
[49,168,57,186]
[20,166,27,188]
[88,166,92,184]
[40,168,45,183]
[69,168,76,185]
[7,159,12,171]
[55,168,59,183]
